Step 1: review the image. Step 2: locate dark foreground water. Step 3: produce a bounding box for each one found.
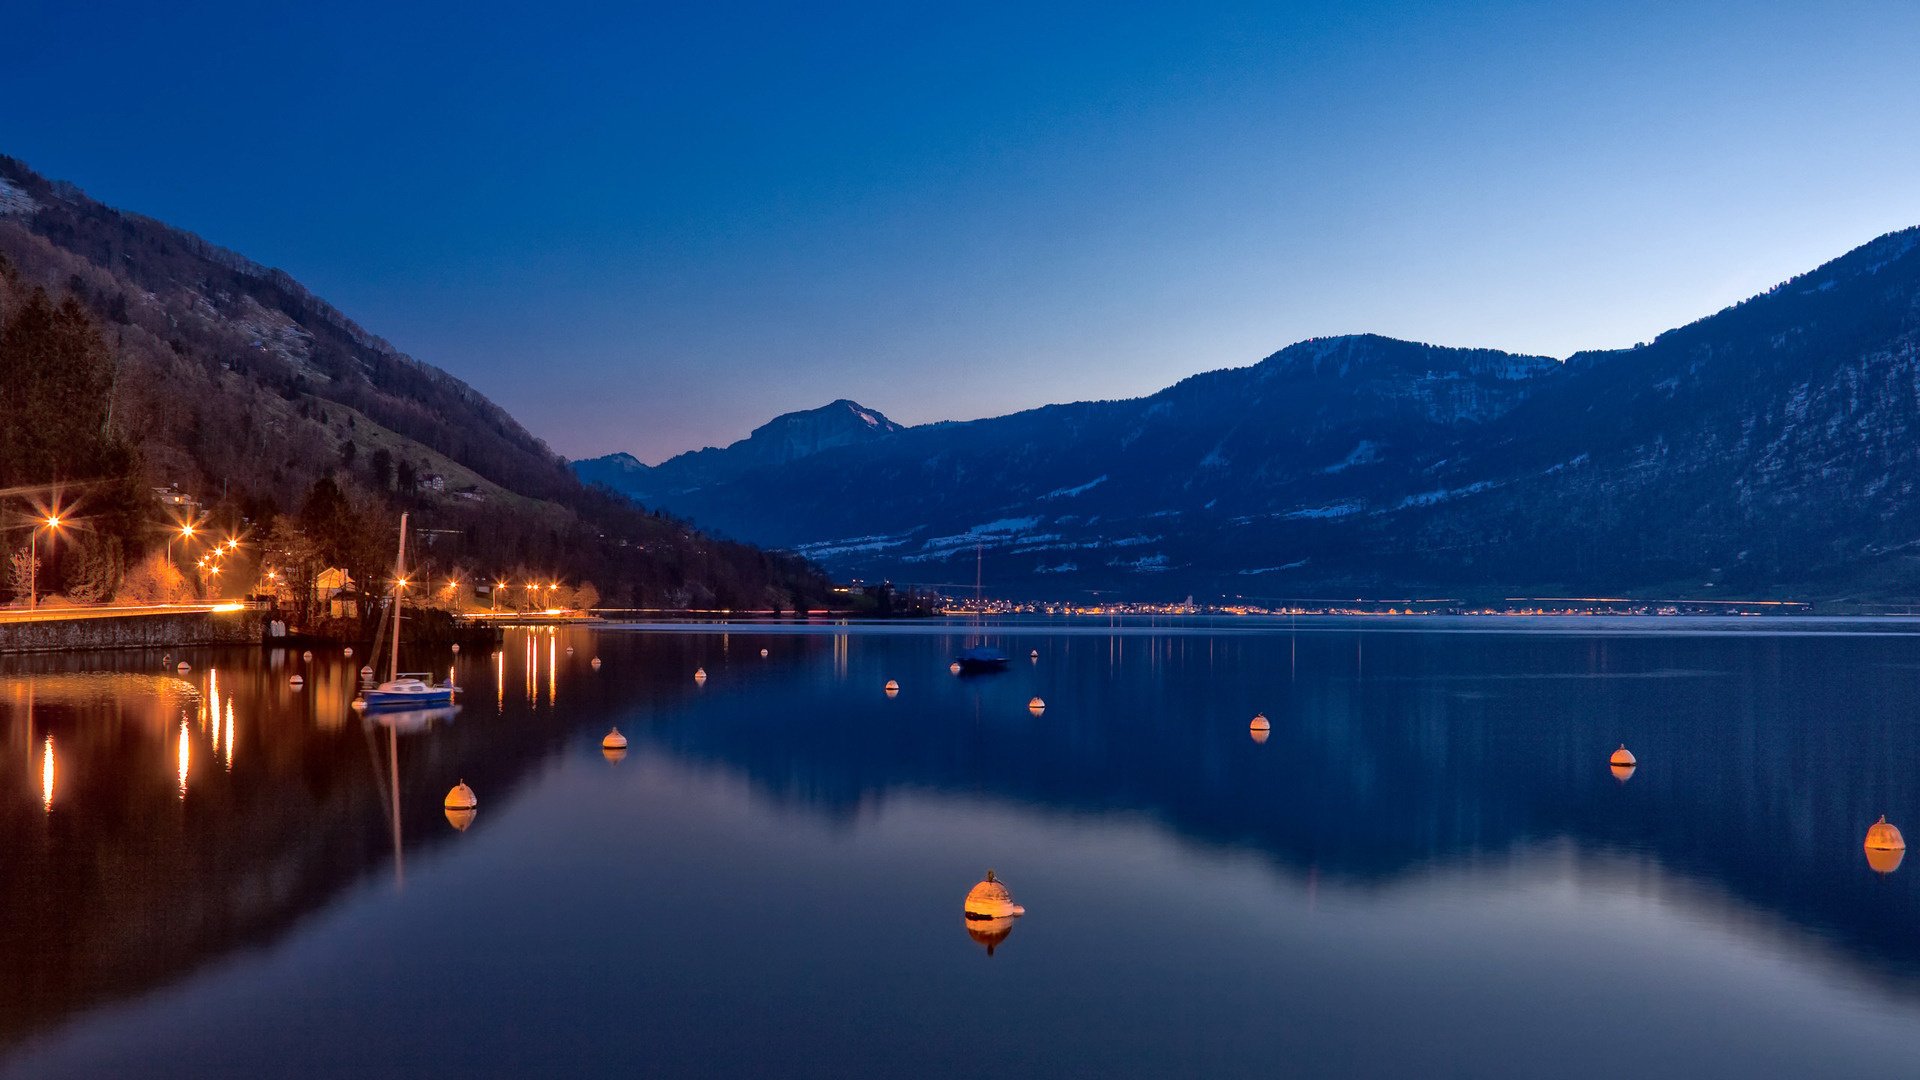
[4,618,1920,1078]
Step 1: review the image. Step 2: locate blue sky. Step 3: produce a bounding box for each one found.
[4,1,1917,460]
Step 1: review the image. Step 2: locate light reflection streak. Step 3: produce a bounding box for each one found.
[40,735,53,811]
[496,650,504,710]
[526,633,536,706]
[548,633,556,706]
[224,701,235,771]
[177,717,190,799]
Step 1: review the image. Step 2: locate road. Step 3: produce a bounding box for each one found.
[0,602,245,625]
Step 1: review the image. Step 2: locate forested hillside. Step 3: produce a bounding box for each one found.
[0,156,832,613]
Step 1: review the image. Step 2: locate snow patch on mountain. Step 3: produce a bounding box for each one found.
[1042,475,1107,499]
[0,178,37,216]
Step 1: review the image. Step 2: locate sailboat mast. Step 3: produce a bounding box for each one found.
[389,512,409,682]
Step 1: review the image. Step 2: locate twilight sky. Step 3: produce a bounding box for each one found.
[4,1,1917,462]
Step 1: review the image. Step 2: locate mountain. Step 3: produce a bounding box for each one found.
[0,155,832,611]
[575,399,903,502]
[577,228,1920,602]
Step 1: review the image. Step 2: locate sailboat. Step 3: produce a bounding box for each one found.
[955,543,1009,673]
[357,512,458,711]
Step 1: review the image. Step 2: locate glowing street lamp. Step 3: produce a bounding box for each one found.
[494,580,507,613]
[29,515,61,611]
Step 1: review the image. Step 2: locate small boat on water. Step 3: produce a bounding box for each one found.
[361,673,455,710]
[955,645,1010,673]
[356,512,459,713]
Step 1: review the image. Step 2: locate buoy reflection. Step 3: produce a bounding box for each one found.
[1611,763,1636,783]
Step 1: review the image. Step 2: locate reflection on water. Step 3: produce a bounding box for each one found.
[5,624,1920,1076]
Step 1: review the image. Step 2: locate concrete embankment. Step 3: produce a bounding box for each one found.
[0,609,266,654]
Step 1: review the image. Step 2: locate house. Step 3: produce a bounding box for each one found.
[316,567,359,619]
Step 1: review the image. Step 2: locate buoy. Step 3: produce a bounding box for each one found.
[1250,713,1271,731]
[1866,815,1906,852]
[590,657,602,669]
[360,665,374,678]
[289,675,304,688]
[445,781,478,811]
[760,648,769,658]
[602,728,628,751]
[343,646,353,658]
[176,662,190,673]
[566,645,574,654]
[1030,649,1039,660]
[884,679,900,697]
[451,643,461,654]
[1027,696,1046,714]
[303,650,313,661]
[964,870,1027,920]
[949,662,962,675]
[1610,744,1636,767]
[162,654,170,663]
[694,667,707,683]
[445,805,476,831]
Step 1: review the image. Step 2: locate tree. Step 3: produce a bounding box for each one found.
[6,548,36,606]
[119,549,190,603]
[368,448,393,489]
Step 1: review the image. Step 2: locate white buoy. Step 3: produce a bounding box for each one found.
[361,665,374,678]
[566,646,574,654]
[1250,713,1271,732]
[602,728,628,751]
[177,662,191,674]
[590,657,602,669]
[452,643,461,654]
[1028,696,1046,714]
[1030,649,1039,660]
[343,646,353,658]
[289,675,304,688]
[694,667,708,683]
[445,781,478,811]
[949,662,962,675]
[303,650,314,661]
[760,648,769,658]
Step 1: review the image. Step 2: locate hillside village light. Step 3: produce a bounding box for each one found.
[28,515,61,611]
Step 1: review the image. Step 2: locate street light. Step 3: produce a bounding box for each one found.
[494,580,507,613]
[28,515,61,611]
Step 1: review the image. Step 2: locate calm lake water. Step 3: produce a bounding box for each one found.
[5,618,1920,1078]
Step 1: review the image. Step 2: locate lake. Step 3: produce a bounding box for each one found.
[4,618,1920,1078]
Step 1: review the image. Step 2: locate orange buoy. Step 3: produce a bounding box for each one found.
[289,675,304,688]
[445,781,478,811]
[1609,744,1636,767]
[1866,815,1905,851]
[760,648,769,658]
[949,662,962,675]
[1027,696,1046,715]
[694,667,707,683]
[343,646,353,658]
[1250,713,1271,731]
[964,870,1027,921]
[602,728,628,751]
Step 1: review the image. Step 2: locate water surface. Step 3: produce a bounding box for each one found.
[4,621,1920,1077]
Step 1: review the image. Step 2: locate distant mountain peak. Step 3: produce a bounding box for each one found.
[573,398,905,502]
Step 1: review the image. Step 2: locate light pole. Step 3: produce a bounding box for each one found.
[494,581,506,613]
[29,515,61,611]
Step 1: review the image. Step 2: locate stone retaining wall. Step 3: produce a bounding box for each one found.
[0,610,266,654]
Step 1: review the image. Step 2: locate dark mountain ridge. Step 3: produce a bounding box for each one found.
[577,227,1920,602]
